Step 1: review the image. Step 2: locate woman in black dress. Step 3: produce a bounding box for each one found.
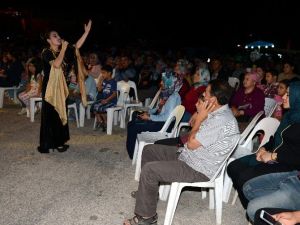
[38,20,92,153]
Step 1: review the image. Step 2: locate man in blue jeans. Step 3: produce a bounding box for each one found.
[242,170,300,222]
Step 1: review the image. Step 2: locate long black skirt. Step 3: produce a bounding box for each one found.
[38,100,70,151]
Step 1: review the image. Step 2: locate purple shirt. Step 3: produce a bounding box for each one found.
[230,87,265,117]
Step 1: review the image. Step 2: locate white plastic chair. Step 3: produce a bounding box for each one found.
[67,103,79,128]
[0,84,21,108]
[222,110,264,203]
[163,137,240,225]
[237,111,264,147]
[264,97,277,117]
[79,100,94,127]
[229,117,280,205]
[175,122,190,137]
[29,97,42,122]
[234,116,279,159]
[133,105,185,181]
[129,88,161,121]
[92,81,130,134]
[228,77,240,90]
[123,80,143,121]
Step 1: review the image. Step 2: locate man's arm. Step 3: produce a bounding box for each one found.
[187,100,216,150]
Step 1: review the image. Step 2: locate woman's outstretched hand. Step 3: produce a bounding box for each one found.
[84,20,92,33]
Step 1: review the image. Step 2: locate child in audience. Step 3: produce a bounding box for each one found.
[262,69,278,98]
[17,58,43,115]
[91,65,117,132]
[273,79,290,120]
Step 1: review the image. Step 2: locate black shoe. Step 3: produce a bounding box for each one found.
[37,146,49,154]
[56,144,69,152]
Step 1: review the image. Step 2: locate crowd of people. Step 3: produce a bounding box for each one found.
[1,19,300,225]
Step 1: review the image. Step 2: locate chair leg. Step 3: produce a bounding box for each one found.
[215,178,224,225]
[0,89,4,108]
[13,88,18,103]
[223,157,235,203]
[163,183,182,225]
[134,141,145,181]
[201,188,207,199]
[93,117,97,130]
[74,106,79,128]
[120,109,125,128]
[86,105,91,119]
[159,184,171,201]
[132,139,139,165]
[113,110,118,126]
[209,189,214,209]
[231,190,239,205]
[30,99,35,122]
[79,103,85,127]
[106,109,114,135]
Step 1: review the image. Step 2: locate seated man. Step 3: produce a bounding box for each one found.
[123,80,240,225]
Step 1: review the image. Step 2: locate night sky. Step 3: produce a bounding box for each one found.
[1,0,299,51]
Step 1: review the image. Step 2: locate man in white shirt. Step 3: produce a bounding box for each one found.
[124,80,240,225]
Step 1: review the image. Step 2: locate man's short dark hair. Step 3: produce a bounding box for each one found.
[209,80,233,105]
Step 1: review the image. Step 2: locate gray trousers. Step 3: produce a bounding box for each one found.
[134,144,209,217]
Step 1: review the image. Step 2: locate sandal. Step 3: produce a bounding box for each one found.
[131,191,137,199]
[124,214,158,225]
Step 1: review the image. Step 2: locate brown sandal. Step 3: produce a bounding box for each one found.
[124,214,158,225]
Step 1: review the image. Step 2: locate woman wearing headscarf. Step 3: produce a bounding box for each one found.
[126,71,182,159]
[227,81,300,209]
[175,59,191,100]
[181,67,210,122]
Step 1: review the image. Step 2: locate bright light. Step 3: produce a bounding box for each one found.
[272,45,275,48]
[278,54,282,58]
[251,46,254,49]
[207,58,210,63]
[265,46,268,48]
[245,46,249,49]
[258,46,261,49]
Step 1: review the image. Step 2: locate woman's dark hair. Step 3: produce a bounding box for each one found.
[27,57,43,80]
[40,29,57,45]
[101,64,113,74]
[209,79,233,105]
[266,69,278,77]
[279,79,290,88]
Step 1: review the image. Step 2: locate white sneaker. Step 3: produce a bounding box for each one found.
[18,108,27,115]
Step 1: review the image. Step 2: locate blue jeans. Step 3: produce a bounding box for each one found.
[243,170,300,221]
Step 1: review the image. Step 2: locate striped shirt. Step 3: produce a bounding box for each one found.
[178,104,240,179]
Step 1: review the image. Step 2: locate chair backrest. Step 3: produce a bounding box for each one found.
[242,117,280,151]
[148,88,161,109]
[210,137,240,181]
[264,97,277,117]
[228,77,240,90]
[159,105,185,137]
[117,81,130,106]
[239,111,264,144]
[127,80,139,102]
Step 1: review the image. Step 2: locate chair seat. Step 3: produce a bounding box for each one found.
[138,132,170,143]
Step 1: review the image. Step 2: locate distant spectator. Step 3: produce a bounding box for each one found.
[278,61,300,81]
[230,72,265,123]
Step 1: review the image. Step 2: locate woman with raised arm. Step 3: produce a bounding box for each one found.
[38,20,92,153]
